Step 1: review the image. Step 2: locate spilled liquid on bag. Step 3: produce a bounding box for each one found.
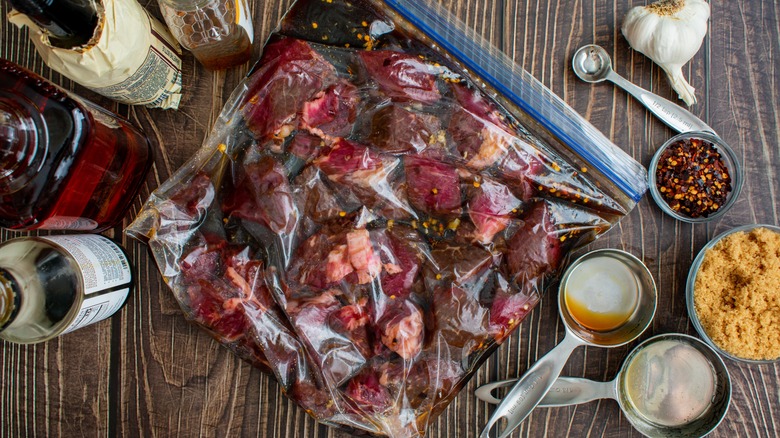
[563,255,639,331]
[622,339,717,427]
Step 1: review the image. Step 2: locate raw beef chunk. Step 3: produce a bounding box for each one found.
[432,285,490,353]
[302,80,360,138]
[223,156,298,235]
[376,300,424,360]
[287,290,369,385]
[489,276,540,343]
[359,50,441,104]
[506,201,562,281]
[316,139,413,218]
[287,131,324,163]
[345,368,392,414]
[346,228,383,284]
[404,156,462,217]
[378,226,426,299]
[500,145,545,202]
[467,178,523,244]
[449,108,512,169]
[368,105,441,154]
[243,38,337,140]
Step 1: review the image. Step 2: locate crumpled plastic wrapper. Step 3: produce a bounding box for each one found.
[127,0,640,435]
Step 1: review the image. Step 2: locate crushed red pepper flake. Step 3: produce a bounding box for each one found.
[655,137,732,218]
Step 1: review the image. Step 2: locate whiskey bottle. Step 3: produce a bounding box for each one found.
[0,58,152,232]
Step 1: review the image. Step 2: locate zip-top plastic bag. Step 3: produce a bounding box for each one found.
[127,0,647,435]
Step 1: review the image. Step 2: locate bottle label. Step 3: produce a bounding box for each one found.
[38,235,132,333]
[59,287,128,334]
[88,10,183,109]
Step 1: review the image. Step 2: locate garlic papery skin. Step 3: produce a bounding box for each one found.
[621,0,710,106]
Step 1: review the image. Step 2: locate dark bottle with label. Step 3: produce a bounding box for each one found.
[0,58,152,232]
[3,0,98,48]
[0,234,133,344]
[6,0,184,109]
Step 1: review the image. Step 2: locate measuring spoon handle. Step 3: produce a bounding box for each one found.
[476,377,617,407]
[606,71,714,134]
[480,333,582,438]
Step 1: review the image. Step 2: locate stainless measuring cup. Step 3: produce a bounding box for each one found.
[572,44,714,134]
[479,249,657,438]
[477,333,732,438]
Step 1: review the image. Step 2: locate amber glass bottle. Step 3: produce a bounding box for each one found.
[157,0,254,70]
[0,59,152,231]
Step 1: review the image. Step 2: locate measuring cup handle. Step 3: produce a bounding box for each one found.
[539,377,616,407]
[607,71,714,134]
[480,334,582,438]
[475,379,519,404]
[476,377,616,407]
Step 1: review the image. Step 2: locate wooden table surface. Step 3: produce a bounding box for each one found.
[2,0,778,437]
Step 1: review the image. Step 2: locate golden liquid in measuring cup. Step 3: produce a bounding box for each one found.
[622,339,717,427]
[563,255,639,331]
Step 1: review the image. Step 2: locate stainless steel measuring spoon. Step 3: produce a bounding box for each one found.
[572,44,714,134]
[479,249,657,438]
[477,333,732,438]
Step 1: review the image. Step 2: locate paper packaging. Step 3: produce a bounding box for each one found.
[8,0,183,110]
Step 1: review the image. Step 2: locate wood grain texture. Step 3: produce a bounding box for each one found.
[1,0,778,437]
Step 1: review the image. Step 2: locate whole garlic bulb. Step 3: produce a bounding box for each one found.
[621,0,710,106]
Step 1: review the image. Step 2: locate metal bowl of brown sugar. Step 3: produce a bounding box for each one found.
[687,224,780,364]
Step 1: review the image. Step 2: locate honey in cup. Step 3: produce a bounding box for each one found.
[563,255,640,331]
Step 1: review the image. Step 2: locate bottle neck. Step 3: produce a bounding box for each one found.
[0,268,21,331]
[6,0,99,48]
[0,91,46,193]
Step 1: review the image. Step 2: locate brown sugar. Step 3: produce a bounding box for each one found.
[693,227,780,360]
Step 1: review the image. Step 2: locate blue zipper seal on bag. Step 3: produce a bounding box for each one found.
[383,0,647,202]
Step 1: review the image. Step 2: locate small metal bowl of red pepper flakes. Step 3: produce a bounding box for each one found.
[648,131,743,223]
